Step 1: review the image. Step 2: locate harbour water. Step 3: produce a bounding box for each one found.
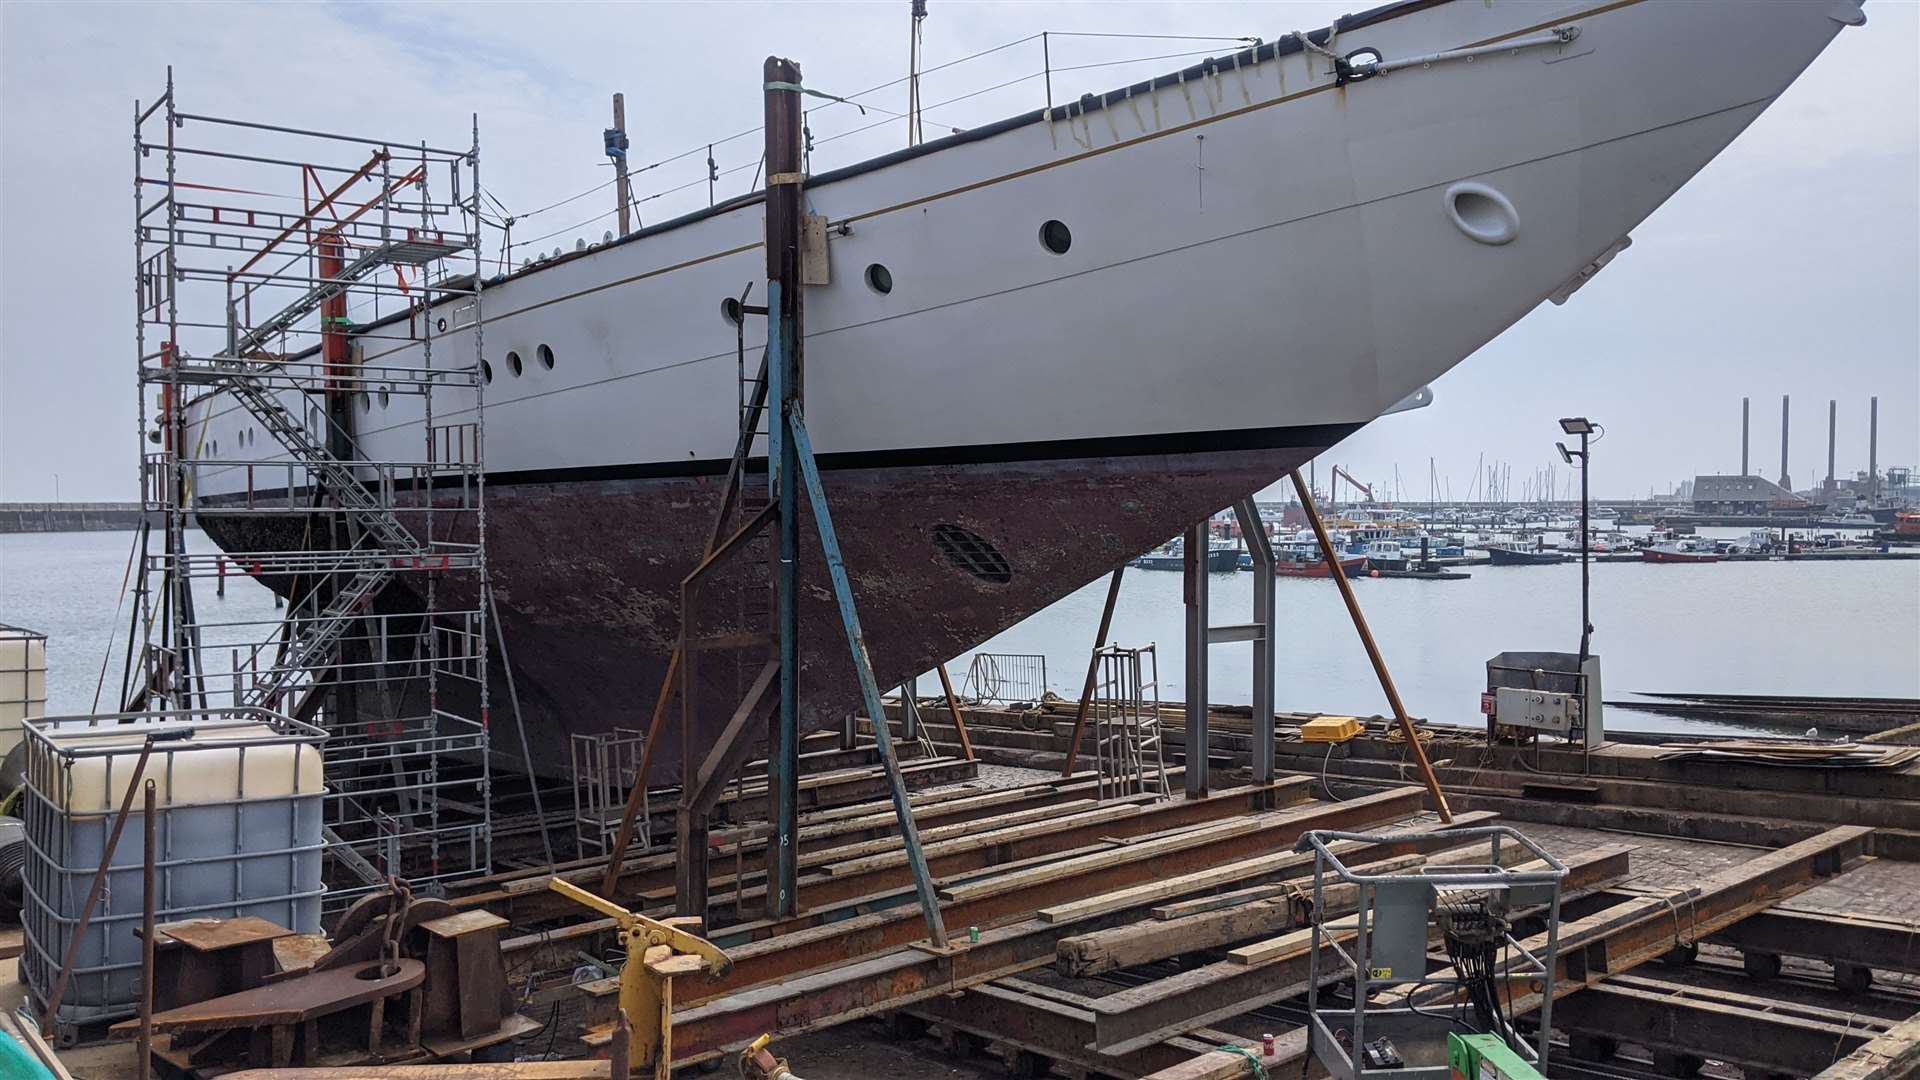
[3,527,1915,737]
[946,527,1920,738]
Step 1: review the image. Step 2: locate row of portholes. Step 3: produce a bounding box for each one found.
[482,343,556,384]
[212,426,261,456]
[719,219,1073,321]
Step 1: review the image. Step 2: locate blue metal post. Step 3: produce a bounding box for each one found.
[767,288,800,920]
[789,413,950,948]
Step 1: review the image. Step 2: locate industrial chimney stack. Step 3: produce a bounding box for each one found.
[1778,394,1790,491]
[1741,397,1750,476]
[1869,396,1880,501]
[1827,399,1837,496]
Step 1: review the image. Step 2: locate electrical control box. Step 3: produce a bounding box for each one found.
[1485,651,1604,750]
[1492,687,1576,735]
[1301,716,1362,743]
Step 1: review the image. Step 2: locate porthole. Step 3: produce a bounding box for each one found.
[211,438,219,456]
[865,263,893,295]
[538,344,555,370]
[721,297,744,326]
[931,523,1012,584]
[379,387,391,409]
[1039,219,1072,255]
[436,317,448,333]
[481,359,494,384]
[507,350,523,377]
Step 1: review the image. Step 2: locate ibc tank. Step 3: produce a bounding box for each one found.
[18,708,325,1041]
[0,624,48,762]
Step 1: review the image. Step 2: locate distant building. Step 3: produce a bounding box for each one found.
[1691,474,1807,514]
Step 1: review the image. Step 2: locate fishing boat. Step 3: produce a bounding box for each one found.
[183,0,1863,777]
[1642,540,1722,564]
[1134,540,1239,572]
[1363,539,1411,573]
[1274,544,1367,579]
[1486,545,1567,566]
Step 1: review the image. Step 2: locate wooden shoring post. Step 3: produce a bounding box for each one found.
[764,56,805,922]
[1062,567,1124,776]
[1288,469,1451,822]
[1183,522,1209,798]
[935,663,974,761]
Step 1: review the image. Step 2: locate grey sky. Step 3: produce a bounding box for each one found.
[2,1,1914,503]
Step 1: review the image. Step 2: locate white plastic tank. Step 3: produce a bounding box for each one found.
[19,709,327,1041]
[0,625,48,761]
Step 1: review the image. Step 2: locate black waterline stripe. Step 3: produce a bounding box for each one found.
[196,421,1358,506]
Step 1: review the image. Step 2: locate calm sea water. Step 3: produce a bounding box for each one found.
[943,528,1920,737]
[3,528,1916,736]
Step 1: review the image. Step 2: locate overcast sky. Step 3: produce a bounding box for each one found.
[2,1,1914,503]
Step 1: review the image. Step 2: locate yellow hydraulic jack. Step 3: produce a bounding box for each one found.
[547,879,732,1079]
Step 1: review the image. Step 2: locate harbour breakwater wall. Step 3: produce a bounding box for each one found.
[0,502,166,534]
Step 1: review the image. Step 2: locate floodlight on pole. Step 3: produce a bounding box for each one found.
[1557,418,1598,661]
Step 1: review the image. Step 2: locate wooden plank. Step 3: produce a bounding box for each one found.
[1814,1012,1920,1080]
[1034,808,1499,924]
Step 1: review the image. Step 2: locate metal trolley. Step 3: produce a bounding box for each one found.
[1294,826,1567,1078]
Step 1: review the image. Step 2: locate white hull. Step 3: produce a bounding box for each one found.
[188,0,1860,489]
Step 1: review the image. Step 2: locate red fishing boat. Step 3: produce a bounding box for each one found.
[1274,544,1367,578]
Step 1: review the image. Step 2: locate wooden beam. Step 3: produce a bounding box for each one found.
[1816,1011,1920,1080]
[1063,566,1126,776]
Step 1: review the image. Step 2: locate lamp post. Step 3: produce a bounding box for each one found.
[1557,417,1597,660]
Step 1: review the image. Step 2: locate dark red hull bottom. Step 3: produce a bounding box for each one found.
[203,444,1328,781]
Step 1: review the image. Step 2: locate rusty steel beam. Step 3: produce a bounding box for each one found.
[1707,905,1920,977]
[664,789,1430,1064]
[1552,975,1886,1075]
[1142,825,1873,1080]
[906,978,1247,1077]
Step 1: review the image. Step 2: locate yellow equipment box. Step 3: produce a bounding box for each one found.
[1301,716,1361,743]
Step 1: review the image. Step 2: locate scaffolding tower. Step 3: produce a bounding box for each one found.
[132,70,494,902]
